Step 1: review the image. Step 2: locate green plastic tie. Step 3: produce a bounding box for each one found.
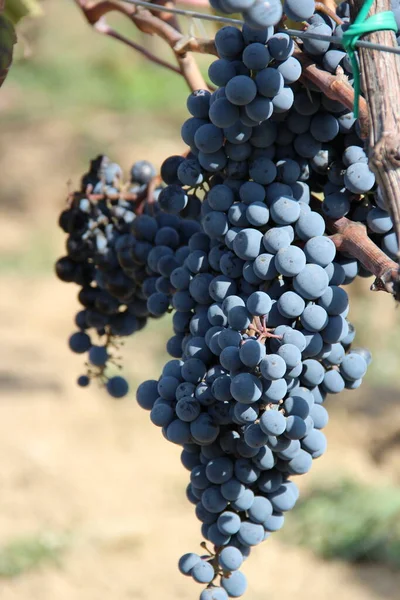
[342,0,397,118]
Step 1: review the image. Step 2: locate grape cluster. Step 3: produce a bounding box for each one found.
[57,1,399,596]
[56,156,202,397]
[134,18,379,596]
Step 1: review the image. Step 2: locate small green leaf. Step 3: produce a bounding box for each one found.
[2,0,42,26]
[0,14,17,89]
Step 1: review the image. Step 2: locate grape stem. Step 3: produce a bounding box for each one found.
[293,48,370,139]
[73,0,209,91]
[314,2,344,25]
[326,212,399,296]
[349,0,400,263]
[247,316,284,344]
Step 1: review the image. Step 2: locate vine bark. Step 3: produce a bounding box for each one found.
[349,0,400,262]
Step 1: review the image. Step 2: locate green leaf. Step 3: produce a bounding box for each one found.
[2,0,42,25]
[0,14,17,89]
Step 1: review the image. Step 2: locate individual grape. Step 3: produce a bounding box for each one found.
[250,120,278,147]
[263,511,285,532]
[343,145,367,167]
[288,448,313,474]
[166,419,192,444]
[322,49,346,72]
[340,353,367,381]
[344,162,376,194]
[234,403,259,425]
[69,332,91,354]
[367,208,393,234]
[323,192,351,219]
[262,378,288,402]
[322,369,345,394]
[324,342,345,366]
[243,0,283,30]
[260,354,286,380]
[202,486,229,513]
[318,286,349,315]
[295,211,325,241]
[242,43,271,70]
[199,150,228,173]
[217,511,241,535]
[233,228,263,260]
[200,588,229,600]
[242,23,273,44]
[206,458,234,484]
[218,546,244,571]
[215,26,245,59]
[246,201,270,226]
[255,68,284,99]
[237,521,264,546]
[275,57,302,84]
[275,245,306,276]
[247,496,273,523]
[246,291,272,316]
[268,33,293,60]
[226,75,258,106]
[277,291,305,318]
[277,344,301,369]
[382,231,398,258]
[268,483,298,511]
[77,375,90,387]
[177,159,203,187]
[321,315,349,344]
[221,570,248,597]
[283,394,310,421]
[231,373,263,403]
[187,89,211,119]
[249,157,277,184]
[239,340,266,367]
[209,98,240,128]
[294,132,322,159]
[191,560,215,583]
[294,264,329,299]
[270,197,301,225]
[195,124,224,154]
[209,59,237,87]
[302,23,332,55]
[179,552,201,575]
[147,292,170,316]
[191,414,220,444]
[228,486,253,514]
[301,429,327,458]
[284,0,315,21]
[88,345,109,366]
[263,227,291,253]
[225,121,253,144]
[272,86,295,113]
[310,112,339,143]
[300,304,328,332]
[221,477,245,501]
[159,185,188,214]
[105,376,128,401]
[301,359,325,386]
[310,404,329,429]
[276,158,301,184]
[294,91,321,115]
[260,410,286,436]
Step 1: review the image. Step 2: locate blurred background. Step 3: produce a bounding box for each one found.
[1,1,400,599]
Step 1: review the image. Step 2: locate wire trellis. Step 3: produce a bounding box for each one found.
[122,0,400,56]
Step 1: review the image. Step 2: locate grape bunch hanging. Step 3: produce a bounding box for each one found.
[56,0,400,598]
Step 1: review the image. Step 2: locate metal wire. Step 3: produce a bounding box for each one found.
[123,0,400,56]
